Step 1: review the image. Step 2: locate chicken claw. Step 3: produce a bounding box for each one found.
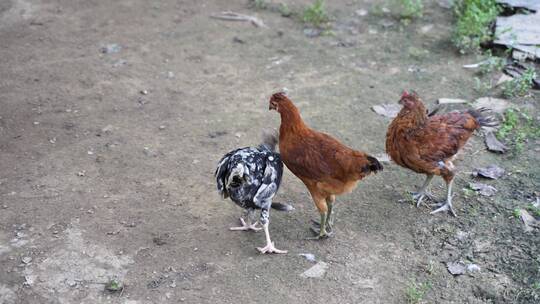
[229,218,262,231]
[257,222,287,254]
[306,230,333,240]
[430,180,456,217]
[402,174,435,207]
[411,191,435,207]
[257,242,287,254]
[311,219,333,232]
[430,202,457,217]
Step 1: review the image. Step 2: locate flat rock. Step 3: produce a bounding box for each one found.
[21,256,32,264]
[303,28,321,38]
[495,13,540,45]
[467,264,481,273]
[355,9,368,17]
[101,44,121,54]
[299,253,316,263]
[496,0,540,11]
[496,74,514,86]
[438,98,467,104]
[300,261,328,278]
[372,104,401,118]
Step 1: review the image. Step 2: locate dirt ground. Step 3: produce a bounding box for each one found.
[1,0,539,303]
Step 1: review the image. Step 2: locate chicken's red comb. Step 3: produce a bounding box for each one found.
[401,90,409,98]
[272,92,287,99]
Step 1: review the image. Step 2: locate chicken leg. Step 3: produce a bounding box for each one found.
[311,196,335,232]
[308,212,331,239]
[308,194,334,239]
[256,208,286,254]
[430,179,457,217]
[411,174,435,207]
[257,222,287,254]
[229,209,262,231]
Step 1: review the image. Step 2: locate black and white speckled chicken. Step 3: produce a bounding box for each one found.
[215,131,292,254]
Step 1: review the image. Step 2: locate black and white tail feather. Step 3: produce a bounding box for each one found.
[468,107,499,128]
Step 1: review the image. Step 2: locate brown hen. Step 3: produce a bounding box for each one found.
[386,91,496,216]
[270,92,383,238]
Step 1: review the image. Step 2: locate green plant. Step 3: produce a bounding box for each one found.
[462,187,475,198]
[512,208,521,218]
[398,0,423,19]
[474,77,492,95]
[497,108,540,153]
[452,0,501,53]
[526,205,540,217]
[279,3,292,17]
[105,279,123,292]
[477,51,505,75]
[497,108,519,138]
[406,280,431,304]
[502,68,536,98]
[251,0,267,9]
[370,3,386,17]
[425,260,436,275]
[303,0,330,28]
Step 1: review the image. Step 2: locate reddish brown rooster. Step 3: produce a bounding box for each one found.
[269,92,383,239]
[386,91,496,216]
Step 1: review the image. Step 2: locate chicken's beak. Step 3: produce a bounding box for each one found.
[269,101,277,111]
[398,98,404,105]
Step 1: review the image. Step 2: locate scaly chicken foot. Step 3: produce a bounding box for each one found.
[307,212,333,240]
[311,202,335,231]
[229,217,262,231]
[430,180,457,217]
[411,191,435,207]
[256,222,287,254]
[412,174,435,207]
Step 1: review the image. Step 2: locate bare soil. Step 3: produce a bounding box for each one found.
[1,0,539,303]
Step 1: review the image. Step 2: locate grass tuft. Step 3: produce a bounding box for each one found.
[502,68,536,98]
[406,280,431,304]
[397,0,423,19]
[303,0,330,28]
[452,0,501,53]
[497,108,540,154]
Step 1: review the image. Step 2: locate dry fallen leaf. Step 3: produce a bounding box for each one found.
[469,182,497,197]
[473,165,505,179]
[447,261,466,275]
[484,131,508,153]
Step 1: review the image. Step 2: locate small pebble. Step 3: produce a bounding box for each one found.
[101,44,121,54]
[355,9,368,16]
[140,90,148,95]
